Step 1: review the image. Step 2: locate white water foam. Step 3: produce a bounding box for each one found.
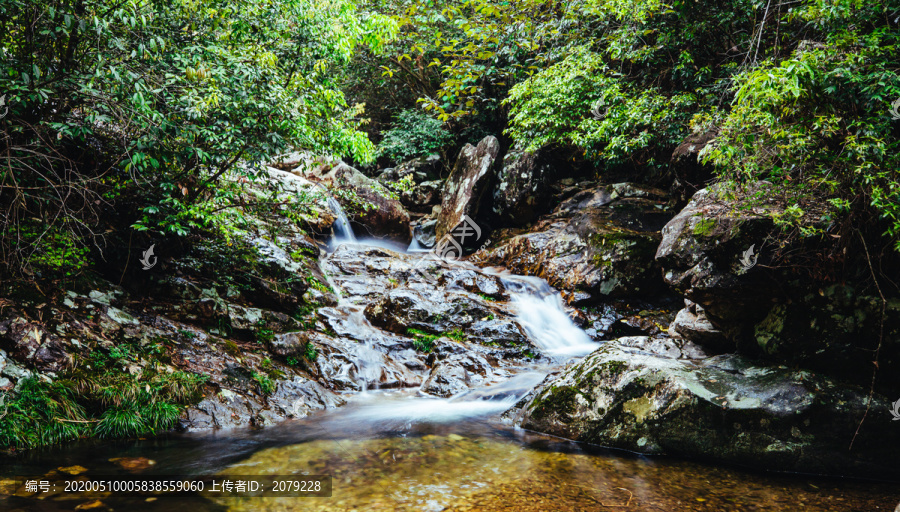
[496,272,601,357]
[327,196,357,246]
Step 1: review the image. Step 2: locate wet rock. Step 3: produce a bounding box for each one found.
[313,330,425,391]
[411,218,438,249]
[669,303,727,350]
[263,167,336,233]
[491,148,554,226]
[0,349,31,391]
[437,268,508,301]
[366,289,507,337]
[512,336,900,478]
[395,153,442,181]
[420,349,494,397]
[267,376,345,418]
[477,184,674,302]
[400,180,442,211]
[655,186,778,341]
[0,315,70,372]
[654,186,899,388]
[305,160,411,241]
[436,136,500,241]
[182,389,266,430]
[268,331,309,358]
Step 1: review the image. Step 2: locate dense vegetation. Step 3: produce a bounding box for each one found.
[0,0,395,276]
[371,0,899,262]
[3,0,898,278]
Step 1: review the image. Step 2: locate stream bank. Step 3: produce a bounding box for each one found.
[2,141,899,510]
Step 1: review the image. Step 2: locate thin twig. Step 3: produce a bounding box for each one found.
[849,231,886,450]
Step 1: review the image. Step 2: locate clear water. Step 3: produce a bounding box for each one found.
[2,391,898,511]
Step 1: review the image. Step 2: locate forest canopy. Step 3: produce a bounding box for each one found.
[1,0,898,278]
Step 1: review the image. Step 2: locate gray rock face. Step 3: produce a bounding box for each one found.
[323,244,542,359]
[0,315,70,372]
[0,349,31,391]
[491,148,553,226]
[655,186,778,341]
[181,380,344,430]
[436,136,500,241]
[654,186,900,387]
[264,167,336,234]
[420,348,495,398]
[400,180,442,212]
[395,153,442,181]
[477,184,674,302]
[669,301,727,350]
[411,218,437,249]
[511,336,900,478]
[305,160,411,241]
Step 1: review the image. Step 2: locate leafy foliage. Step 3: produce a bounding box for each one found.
[0,368,206,448]
[0,0,397,276]
[505,47,696,172]
[377,109,452,163]
[701,3,900,251]
[407,327,439,352]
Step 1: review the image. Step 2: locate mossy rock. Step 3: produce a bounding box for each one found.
[512,336,900,479]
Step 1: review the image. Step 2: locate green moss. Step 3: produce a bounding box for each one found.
[581,360,629,385]
[224,339,241,356]
[529,385,584,421]
[692,217,717,237]
[605,360,627,375]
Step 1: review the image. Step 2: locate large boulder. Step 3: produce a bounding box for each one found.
[655,186,900,390]
[477,183,675,302]
[435,136,500,241]
[400,180,442,212]
[511,336,900,479]
[419,347,496,398]
[668,299,727,349]
[263,167,336,234]
[304,160,411,242]
[655,185,779,339]
[394,153,442,182]
[491,148,554,226]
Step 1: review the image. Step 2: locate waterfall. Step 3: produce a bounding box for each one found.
[327,196,356,246]
[498,273,601,357]
[407,237,428,253]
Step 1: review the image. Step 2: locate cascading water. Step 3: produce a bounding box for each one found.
[327,196,356,246]
[486,270,601,357]
[319,221,600,416]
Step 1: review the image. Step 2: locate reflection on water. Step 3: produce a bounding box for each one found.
[219,433,900,512]
[2,389,898,511]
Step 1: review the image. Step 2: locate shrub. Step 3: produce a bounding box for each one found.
[377,110,453,163]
